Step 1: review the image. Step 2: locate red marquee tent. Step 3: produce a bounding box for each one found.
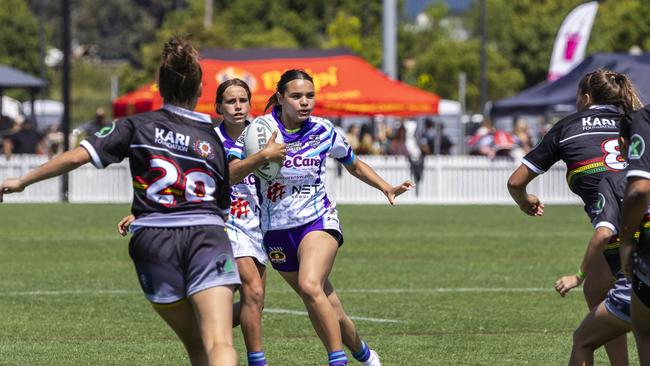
[113,48,439,118]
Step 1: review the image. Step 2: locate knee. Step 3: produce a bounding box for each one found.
[242,283,265,309]
[299,279,324,301]
[572,329,597,351]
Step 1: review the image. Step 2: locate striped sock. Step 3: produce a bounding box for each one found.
[352,341,371,362]
[247,351,267,366]
[328,350,348,366]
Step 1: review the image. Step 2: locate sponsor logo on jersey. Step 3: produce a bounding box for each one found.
[192,139,215,159]
[230,198,251,219]
[95,121,116,138]
[629,134,646,160]
[593,193,606,215]
[154,128,190,152]
[267,183,286,202]
[291,184,319,198]
[286,141,302,152]
[215,253,235,275]
[308,135,320,148]
[283,155,322,168]
[267,247,287,264]
[582,117,617,130]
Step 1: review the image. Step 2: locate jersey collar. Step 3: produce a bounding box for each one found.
[163,104,212,124]
[589,104,621,113]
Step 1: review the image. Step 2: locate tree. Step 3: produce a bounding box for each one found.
[0,0,40,76]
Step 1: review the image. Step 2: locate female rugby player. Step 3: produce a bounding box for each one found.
[228,69,414,366]
[2,36,239,366]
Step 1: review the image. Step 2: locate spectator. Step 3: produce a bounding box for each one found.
[388,121,410,157]
[420,119,454,155]
[3,118,45,159]
[74,107,110,138]
[357,131,379,155]
[467,121,495,158]
[513,119,533,153]
[346,124,360,153]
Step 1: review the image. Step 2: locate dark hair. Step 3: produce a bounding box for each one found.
[215,78,252,114]
[157,36,202,106]
[577,69,643,114]
[264,69,314,112]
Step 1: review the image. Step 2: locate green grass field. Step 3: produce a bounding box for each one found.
[0,204,639,365]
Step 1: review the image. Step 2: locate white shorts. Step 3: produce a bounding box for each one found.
[227,225,267,266]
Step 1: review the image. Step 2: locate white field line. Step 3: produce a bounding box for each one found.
[263,308,401,323]
[0,287,552,297]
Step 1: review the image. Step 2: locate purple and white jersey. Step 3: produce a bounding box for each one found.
[229,108,355,231]
[215,123,263,244]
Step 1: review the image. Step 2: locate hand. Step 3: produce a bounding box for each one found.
[0,177,25,203]
[620,241,636,281]
[117,214,135,236]
[262,131,286,164]
[385,180,416,205]
[518,194,544,216]
[554,275,582,297]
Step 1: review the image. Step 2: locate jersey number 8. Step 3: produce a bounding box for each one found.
[146,157,216,206]
[602,138,627,170]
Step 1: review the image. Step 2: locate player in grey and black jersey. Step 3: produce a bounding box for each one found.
[508,69,643,365]
[1,37,240,366]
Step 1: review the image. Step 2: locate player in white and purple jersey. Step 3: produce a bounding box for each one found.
[229,69,414,366]
[215,78,285,366]
[619,105,650,364]
[1,37,239,365]
[508,69,643,365]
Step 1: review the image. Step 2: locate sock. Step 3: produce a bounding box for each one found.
[352,341,371,362]
[328,350,348,366]
[247,351,267,366]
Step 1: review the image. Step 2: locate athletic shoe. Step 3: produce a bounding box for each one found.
[362,350,381,366]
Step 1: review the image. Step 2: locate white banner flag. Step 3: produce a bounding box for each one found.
[547,1,599,81]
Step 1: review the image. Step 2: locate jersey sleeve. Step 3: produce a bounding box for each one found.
[80,119,133,169]
[227,125,248,161]
[627,110,650,180]
[330,129,355,165]
[593,177,621,234]
[521,123,562,174]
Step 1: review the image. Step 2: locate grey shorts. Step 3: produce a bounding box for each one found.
[129,225,241,304]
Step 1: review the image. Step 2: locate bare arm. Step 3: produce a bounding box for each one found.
[343,158,414,205]
[228,131,286,184]
[620,177,650,279]
[0,146,91,202]
[555,227,612,297]
[507,164,544,216]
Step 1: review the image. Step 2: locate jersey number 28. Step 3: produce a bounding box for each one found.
[146,157,216,206]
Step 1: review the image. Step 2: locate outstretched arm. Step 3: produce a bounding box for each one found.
[507,164,544,216]
[228,131,286,184]
[0,147,91,202]
[555,227,612,297]
[343,158,414,205]
[620,177,650,280]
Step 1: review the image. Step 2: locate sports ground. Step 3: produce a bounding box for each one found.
[0,204,639,365]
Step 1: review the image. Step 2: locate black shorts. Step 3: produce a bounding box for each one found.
[634,252,650,308]
[129,225,241,304]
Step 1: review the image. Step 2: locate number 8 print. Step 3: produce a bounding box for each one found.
[602,138,627,170]
[145,156,217,206]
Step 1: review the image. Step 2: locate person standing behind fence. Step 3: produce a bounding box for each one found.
[228,69,414,366]
[1,36,240,366]
[508,69,643,366]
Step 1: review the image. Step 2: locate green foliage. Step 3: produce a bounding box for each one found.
[0,0,40,76]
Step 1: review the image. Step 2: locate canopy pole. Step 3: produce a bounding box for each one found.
[61,0,71,202]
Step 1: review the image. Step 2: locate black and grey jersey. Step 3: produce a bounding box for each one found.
[626,106,650,257]
[80,104,230,227]
[522,105,626,219]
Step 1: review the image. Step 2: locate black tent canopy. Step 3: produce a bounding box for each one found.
[0,64,47,119]
[491,53,650,118]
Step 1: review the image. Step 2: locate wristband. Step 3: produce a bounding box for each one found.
[576,270,586,281]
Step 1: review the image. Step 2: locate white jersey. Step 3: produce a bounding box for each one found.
[229,109,355,231]
[215,123,265,263]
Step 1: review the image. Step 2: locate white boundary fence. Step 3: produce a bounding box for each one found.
[0,155,580,204]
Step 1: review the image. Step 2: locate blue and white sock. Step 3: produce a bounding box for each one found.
[247,351,267,366]
[328,350,348,366]
[352,341,371,362]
